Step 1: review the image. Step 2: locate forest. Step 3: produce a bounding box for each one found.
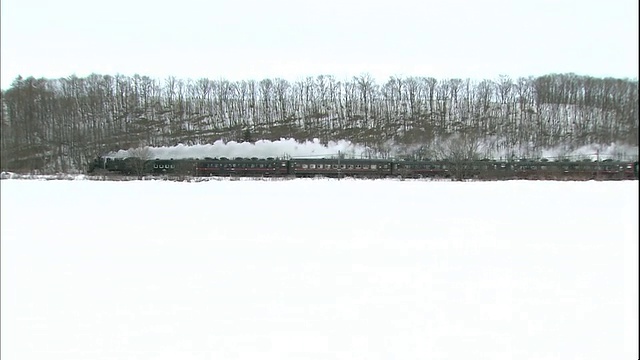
[1,73,638,173]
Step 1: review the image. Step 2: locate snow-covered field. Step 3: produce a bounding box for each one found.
[1,179,638,360]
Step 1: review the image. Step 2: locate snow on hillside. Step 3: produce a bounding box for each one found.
[1,180,638,360]
[105,138,639,161]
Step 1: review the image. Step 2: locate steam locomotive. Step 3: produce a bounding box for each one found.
[87,156,640,180]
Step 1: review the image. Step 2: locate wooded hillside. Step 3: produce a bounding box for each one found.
[1,73,637,173]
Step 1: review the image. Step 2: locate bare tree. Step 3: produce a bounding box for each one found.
[128,146,152,177]
[435,132,485,180]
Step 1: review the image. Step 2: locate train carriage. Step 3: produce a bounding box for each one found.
[291,158,393,178]
[148,159,178,175]
[195,157,288,177]
[392,159,450,179]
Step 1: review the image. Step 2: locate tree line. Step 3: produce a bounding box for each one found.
[1,72,637,173]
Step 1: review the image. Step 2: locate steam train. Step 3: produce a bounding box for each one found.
[87,156,640,180]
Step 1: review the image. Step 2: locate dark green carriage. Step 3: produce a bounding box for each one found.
[147,159,176,175]
[291,158,392,178]
[392,159,450,178]
[195,157,288,177]
[146,159,197,176]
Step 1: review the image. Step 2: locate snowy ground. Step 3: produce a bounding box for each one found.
[1,179,638,360]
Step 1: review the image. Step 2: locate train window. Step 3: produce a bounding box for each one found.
[281,162,286,167]
[154,164,158,168]
[355,164,361,169]
[383,164,389,169]
[348,164,354,169]
[171,165,175,168]
[332,164,338,169]
[310,164,316,169]
[302,164,308,169]
[371,164,377,170]
[341,164,346,169]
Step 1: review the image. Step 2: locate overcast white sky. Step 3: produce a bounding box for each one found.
[1,0,638,89]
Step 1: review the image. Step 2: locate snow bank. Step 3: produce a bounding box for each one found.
[0,172,88,181]
[2,180,638,360]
